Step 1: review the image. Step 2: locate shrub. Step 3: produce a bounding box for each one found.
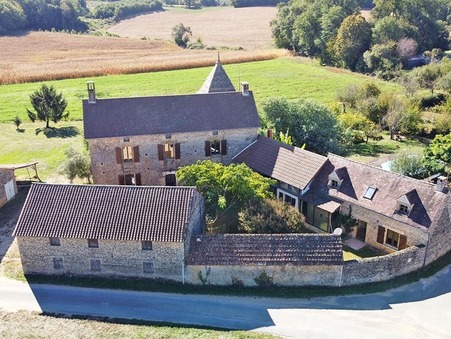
[254,271,274,287]
[419,93,447,109]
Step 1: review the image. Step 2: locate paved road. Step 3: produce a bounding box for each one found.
[0,265,450,338]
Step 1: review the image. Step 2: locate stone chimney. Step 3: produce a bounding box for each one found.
[87,81,96,104]
[267,129,273,139]
[436,176,448,192]
[241,82,249,96]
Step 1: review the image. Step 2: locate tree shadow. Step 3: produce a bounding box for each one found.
[35,126,80,138]
[16,128,25,133]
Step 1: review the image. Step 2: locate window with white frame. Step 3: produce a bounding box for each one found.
[277,189,298,209]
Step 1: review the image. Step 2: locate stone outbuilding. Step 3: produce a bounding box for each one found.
[186,233,344,286]
[0,168,16,208]
[83,59,260,187]
[13,183,205,281]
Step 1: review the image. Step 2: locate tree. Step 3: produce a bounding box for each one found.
[262,97,347,155]
[26,84,68,128]
[13,115,22,131]
[238,198,306,234]
[61,147,91,183]
[334,14,372,71]
[422,133,451,176]
[413,63,442,94]
[372,16,418,45]
[177,160,274,224]
[363,42,401,80]
[0,0,26,35]
[171,23,192,48]
[391,152,427,179]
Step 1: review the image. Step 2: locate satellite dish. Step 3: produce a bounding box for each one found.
[333,228,343,236]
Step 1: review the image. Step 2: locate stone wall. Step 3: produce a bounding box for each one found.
[185,264,342,287]
[341,245,426,286]
[341,202,429,252]
[17,237,185,281]
[88,128,258,186]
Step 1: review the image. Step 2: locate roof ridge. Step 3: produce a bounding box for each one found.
[327,153,436,189]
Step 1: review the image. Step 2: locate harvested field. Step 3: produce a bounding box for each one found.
[0,31,288,85]
[108,6,278,50]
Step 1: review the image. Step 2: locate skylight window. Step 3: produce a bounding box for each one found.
[363,186,377,200]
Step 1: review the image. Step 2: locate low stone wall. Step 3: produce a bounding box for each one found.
[186,264,342,287]
[341,245,426,286]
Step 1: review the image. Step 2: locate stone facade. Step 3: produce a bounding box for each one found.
[340,202,429,253]
[0,168,16,208]
[88,127,258,186]
[186,264,342,287]
[17,237,186,280]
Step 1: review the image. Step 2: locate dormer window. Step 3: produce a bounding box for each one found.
[328,169,344,190]
[396,194,414,216]
[399,204,409,214]
[330,180,339,188]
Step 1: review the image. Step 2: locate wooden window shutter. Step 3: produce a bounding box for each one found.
[205,141,211,156]
[398,234,407,250]
[115,147,122,164]
[221,139,227,155]
[118,175,125,185]
[133,146,140,163]
[175,143,181,159]
[135,173,142,186]
[157,144,164,161]
[377,226,385,244]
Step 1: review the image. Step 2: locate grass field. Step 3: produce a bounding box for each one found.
[0,310,271,339]
[0,57,400,123]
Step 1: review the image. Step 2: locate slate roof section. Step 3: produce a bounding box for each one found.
[187,234,343,266]
[197,61,236,94]
[233,135,327,190]
[304,154,450,229]
[13,183,200,242]
[83,91,260,139]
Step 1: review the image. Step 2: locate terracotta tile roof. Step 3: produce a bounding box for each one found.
[304,154,450,229]
[13,183,201,242]
[233,135,327,189]
[83,91,260,139]
[197,61,236,94]
[187,234,343,266]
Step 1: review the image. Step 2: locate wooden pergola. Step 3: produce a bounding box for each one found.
[0,162,41,182]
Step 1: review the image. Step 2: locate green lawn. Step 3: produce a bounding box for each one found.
[0,121,85,181]
[0,57,401,123]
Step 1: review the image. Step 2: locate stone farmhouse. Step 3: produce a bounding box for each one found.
[13,183,205,281]
[12,60,451,287]
[83,58,260,187]
[234,135,451,265]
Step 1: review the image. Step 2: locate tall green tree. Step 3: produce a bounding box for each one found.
[391,152,427,179]
[334,14,372,71]
[177,161,274,224]
[262,97,347,155]
[26,84,68,128]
